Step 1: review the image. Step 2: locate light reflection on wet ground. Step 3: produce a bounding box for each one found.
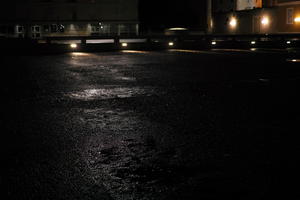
[3,49,300,200]
[67,87,157,100]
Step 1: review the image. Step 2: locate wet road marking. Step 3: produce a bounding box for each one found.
[168,49,222,54]
[121,50,150,54]
[212,48,289,54]
[66,87,158,101]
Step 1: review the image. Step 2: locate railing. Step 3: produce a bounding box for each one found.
[0,33,299,54]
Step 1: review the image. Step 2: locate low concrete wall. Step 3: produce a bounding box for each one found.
[0,34,299,54]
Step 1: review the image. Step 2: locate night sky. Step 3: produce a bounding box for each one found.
[139,0,207,32]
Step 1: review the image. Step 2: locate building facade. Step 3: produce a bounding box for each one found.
[212,0,300,34]
[0,0,139,38]
[276,0,300,33]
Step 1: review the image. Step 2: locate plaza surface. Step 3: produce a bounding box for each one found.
[2,49,300,199]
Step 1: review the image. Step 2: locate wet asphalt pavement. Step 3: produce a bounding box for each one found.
[1,49,300,199]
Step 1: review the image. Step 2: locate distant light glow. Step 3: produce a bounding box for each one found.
[294,17,300,22]
[261,17,269,25]
[168,42,174,46]
[286,41,291,44]
[168,27,188,31]
[211,41,217,45]
[229,17,237,28]
[86,39,114,44]
[71,52,90,56]
[70,43,77,48]
[287,59,300,63]
[251,41,256,45]
[122,43,128,47]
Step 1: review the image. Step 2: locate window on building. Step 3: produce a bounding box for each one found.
[51,24,58,32]
[17,26,24,33]
[287,8,294,24]
[58,24,65,33]
[91,24,111,36]
[43,25,50,32]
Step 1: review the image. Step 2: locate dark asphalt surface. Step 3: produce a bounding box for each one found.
[1,49,300,199]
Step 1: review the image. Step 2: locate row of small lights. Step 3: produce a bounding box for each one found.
[70,42,175,49]
[70,40,293,49]
[211,40,293,45]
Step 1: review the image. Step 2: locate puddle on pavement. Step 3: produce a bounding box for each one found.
[80,108,187,200]
[66,87,157,100]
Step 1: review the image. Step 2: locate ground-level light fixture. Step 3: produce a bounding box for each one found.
[261,17,269,25]
[168,42,174,46]
[168,27,188,31]
[70,43,77,48]
[229,17,237,28]
[287,59,300,63]
[122,43,128,47]
[251,41,256,45]
[211,41,217,45]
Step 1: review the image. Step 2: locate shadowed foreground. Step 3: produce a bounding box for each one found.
[1,49,300,199]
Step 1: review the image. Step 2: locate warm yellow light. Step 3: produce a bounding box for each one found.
[211,41,217,45]
[168,27,188,31]
[287,59,300,63]
[261,17,269,25]
[251,41,256,45]
[168,42,174,46]
[229,18,237,27]
[294,17,300,22]
[70,43,77,48]
[122,43,128,47]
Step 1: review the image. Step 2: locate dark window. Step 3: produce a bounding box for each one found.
[17,26,24,33]
[51,24,58,32]
[43,25,50,32]
[35,26,40,32]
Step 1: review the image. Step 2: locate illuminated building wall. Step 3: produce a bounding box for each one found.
[276,0,300,33]
[0,0,139,38]
[212,0,300,34]
[236,0,262,11]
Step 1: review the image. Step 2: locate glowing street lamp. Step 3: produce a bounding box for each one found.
[294,17,300,23]
[168,42,174,46]
[261,17,269,25]
[70,43,77,48]
[121,43,128,47]
[229,17,237,28]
